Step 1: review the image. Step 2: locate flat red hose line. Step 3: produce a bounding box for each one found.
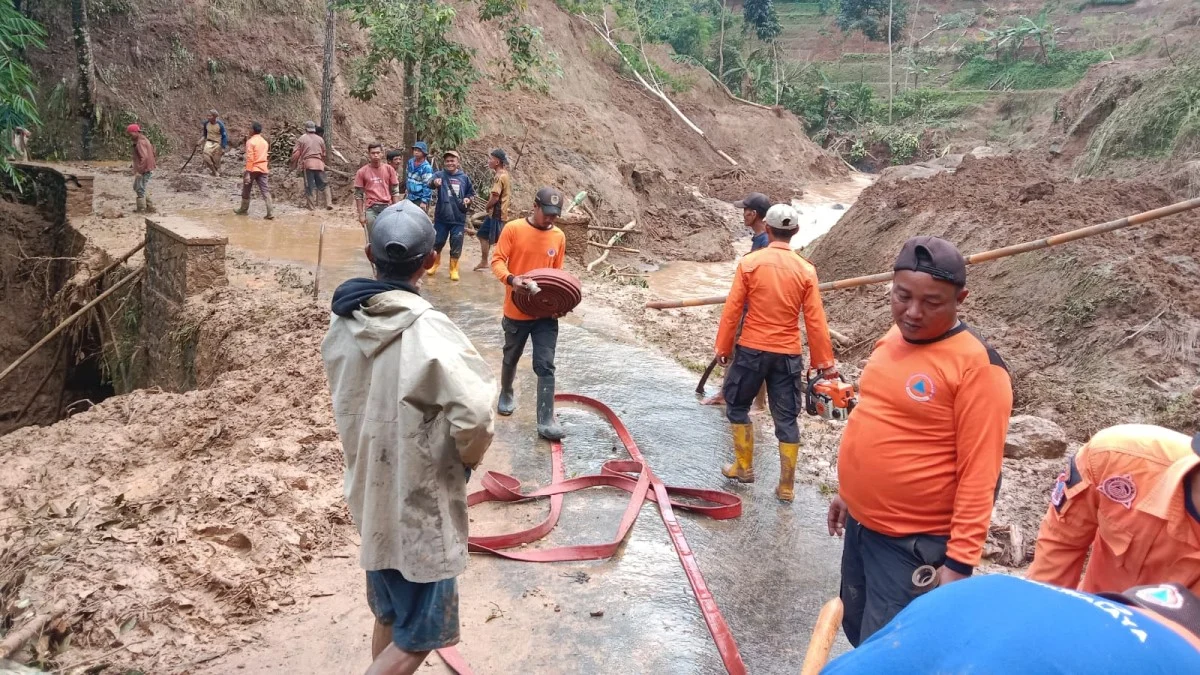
[435,394,747,674]
[512,268,582,319]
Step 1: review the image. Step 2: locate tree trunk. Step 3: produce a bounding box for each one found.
[71,0,96,160]
[887,0,894,124]
[718,0,727,84]
[401,56,417,183]
[320,0,335,149]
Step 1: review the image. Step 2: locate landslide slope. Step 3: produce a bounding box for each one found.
[810,155,1200,438]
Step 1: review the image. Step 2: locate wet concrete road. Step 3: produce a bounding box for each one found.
[192,212,849,673]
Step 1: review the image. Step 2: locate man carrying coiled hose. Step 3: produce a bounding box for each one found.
[490,186,569,441]
[715,204,838,503]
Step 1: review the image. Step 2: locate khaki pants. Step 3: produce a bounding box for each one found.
[202,141,223,174]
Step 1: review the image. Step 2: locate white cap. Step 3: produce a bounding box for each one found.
[765,204,800,231]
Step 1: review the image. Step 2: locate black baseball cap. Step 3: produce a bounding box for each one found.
[369,201,435,266]
[535,187,564,216]
[490,148,509,165]
[733,193,771,218]
[894,236,967,287]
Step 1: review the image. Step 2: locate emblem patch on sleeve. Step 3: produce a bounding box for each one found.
[1051,472,1067,509]
[1097,474,1136,509]
[1135,585,1184,610]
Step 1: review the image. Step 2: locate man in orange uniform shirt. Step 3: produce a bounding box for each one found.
[1028,424,1200,594]
[828,236,1012,647]
[234,121,273,220]
[490,187,567,441]
[715,204,837,503]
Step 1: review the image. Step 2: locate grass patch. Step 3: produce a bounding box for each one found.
[955,50,1107,90]
[1081,62,1200,173]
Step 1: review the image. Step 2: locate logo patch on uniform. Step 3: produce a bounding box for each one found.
[1097,474,1136,508]
[1135,585,1183,610]
[905,374,935,402]
[1050,471,1067,507]
[550,195,560,205]
[547,248,557,257]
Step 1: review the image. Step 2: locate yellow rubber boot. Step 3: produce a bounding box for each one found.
[449,258,460,281]
[427,252,440,276]
[721,423,755,483]
[776,442,800,502]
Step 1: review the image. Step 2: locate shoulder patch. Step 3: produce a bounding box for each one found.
[964,324,1010,372]
[1053,456,1084,513]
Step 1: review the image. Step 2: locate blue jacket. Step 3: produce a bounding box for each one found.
[406,158,433,204]
[432,170,474,227]
[822,575,1200,674]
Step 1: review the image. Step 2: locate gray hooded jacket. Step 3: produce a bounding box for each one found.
[321,289,495,582]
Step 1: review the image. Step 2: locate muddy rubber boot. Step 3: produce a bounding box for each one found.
[234,198,250,216]
[323,187,334,210]
[135,197,146,213]
[144,197,157,214]
[775,442,799,502]
[449,258,460,281]
[536,376,565,441]
[427,252,441,276]
[263,194,275,220]
[722,423,755,483]
[497,363,516,416]
[304,193,316,210]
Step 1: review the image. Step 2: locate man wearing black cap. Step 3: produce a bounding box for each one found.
[475,148,511,271]
[827,235,1013,647]
[322,201,494,675]
[733,192,772,252]
[490,187,568,441]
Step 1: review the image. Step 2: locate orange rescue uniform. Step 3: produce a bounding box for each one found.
[714,242,835,368]
[244,134,269,174]
[490,218,566,321]
[837,323,1013,569]
[1028,424,1200,594]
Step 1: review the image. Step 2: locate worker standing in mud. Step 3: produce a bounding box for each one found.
[428,150,474,281]
[1027,425,1200,594]
[322,201,494,675]
[291,121,333,210]
[820,575,1200,673]
[354,143,401,234]
[715,204,836,502]
[491,187,567,441]
[196,109,227,176]
[404,142,435,214]
[234,121,273,220]
[127,123,156,214]
[828,236,1012,647]
[474,149,511,271]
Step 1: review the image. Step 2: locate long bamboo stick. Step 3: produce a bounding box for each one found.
[81,240,146,287]
[799,597,844,675]
[0,267,145,386]
[645,197,1200,310]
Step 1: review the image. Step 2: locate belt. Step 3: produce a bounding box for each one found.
[436,394,747,674]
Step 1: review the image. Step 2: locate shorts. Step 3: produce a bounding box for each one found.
[477,217,505,244]
[365,569,460,652]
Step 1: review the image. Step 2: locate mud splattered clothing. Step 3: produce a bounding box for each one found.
[321,284,495,582]
[366,569,460,650]
[490,218,566,321]
[822,575,1200,674]
[1028,424,1200,595]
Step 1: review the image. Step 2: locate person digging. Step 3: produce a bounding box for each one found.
[490,187,569,441]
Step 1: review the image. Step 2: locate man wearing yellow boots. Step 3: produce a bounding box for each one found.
[714,204,837,502]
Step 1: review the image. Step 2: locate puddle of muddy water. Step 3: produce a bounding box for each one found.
[187,202,852,673]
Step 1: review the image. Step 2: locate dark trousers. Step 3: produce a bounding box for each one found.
[434,221,465,259]
[839,514,948,647]
[722,346,802,443]
[502,317,558,377]
[303,168,327,194]
[241,171,270,199]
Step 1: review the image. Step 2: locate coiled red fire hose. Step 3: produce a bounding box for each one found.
[435,394,747,674]
[512,268,583,319]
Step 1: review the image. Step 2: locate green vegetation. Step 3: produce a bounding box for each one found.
[0,3,46,178]
[263,73,306,95]
[1082,62,1200,173]
[954,49,1106,90]
[836,0,906,42]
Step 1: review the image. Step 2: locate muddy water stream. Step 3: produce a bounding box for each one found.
[185,202,854,673]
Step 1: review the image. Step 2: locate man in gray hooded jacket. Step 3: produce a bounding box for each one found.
[321,200,495,675]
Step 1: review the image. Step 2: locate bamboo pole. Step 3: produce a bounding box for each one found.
[645,197,1200,310]
[81,240,145,287]
[587,219,638,272]
[799,598,844,675]
[0,267,144,386]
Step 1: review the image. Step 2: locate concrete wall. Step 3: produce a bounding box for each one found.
[140,217,228,391]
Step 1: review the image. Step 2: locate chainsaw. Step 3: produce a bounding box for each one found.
[804,370,858,421]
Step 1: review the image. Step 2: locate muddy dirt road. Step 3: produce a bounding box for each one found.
[56,166,852,673]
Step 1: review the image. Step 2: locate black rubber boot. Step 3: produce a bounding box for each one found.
[536,376,565,441]
[497,363,516,416]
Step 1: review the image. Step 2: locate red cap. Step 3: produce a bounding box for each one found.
[126,123,141,134]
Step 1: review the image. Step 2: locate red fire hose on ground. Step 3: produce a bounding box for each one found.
[435,394,747,674]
